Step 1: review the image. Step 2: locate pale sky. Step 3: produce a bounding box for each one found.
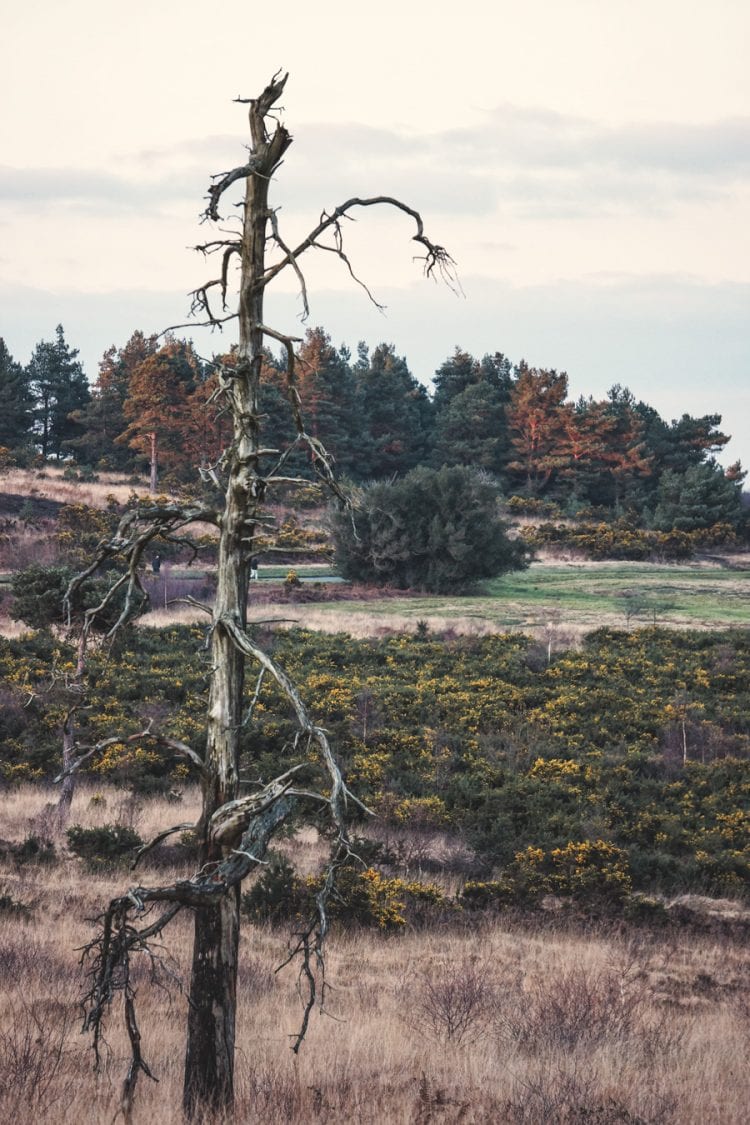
[2,0,749,467]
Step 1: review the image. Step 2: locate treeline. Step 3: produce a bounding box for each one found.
[1,324,746,532]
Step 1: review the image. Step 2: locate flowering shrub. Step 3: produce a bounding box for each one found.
[2,623,748,899]
[520,520,741,560]
[242,854,444,930]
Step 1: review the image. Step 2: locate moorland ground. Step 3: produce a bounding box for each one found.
[1,467,749,1122]
[1,785,749,1124]
[1,465,748,640]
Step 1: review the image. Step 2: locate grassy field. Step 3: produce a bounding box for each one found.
[1,462,747,639]
[234,559,750,640]
[1,784,749,1124]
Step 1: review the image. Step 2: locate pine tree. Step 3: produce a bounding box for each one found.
[651,462,744,531]
[506,362,572,494]
[432,380,507,475]
[0,338,33,455]
[431,347,479,409]
[296,327,361,477]
[430,349,512,476]
[562,390,652,510]
[354,342,433,478]
[66,330,158,470]
[118,337,202,486]
[26,325,90,460]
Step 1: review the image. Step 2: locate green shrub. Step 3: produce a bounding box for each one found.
[241,852,445,931]
[0,890,31,918]
[241,854,308,924]
[11,834,56,865]
[331,466,529,593]
[66,823,143,864]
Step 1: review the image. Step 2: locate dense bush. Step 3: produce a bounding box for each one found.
[331,466,529,593]
[10,563,134,632]
[241,851,445,930]
[66,824,143,865]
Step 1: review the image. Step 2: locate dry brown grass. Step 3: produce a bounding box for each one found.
[0,784,748,1122]
[0,467,153,509]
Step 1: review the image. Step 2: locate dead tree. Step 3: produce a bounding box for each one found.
[63,72,455,1119]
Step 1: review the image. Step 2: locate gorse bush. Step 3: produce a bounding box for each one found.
[521,518,743,560]
[241,852,445,930]
[2,623,749,900]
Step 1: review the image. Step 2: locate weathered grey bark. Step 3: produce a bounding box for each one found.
[65,71,454,1122]
[181,79,293,1117]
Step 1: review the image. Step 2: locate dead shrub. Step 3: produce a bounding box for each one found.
[503,1065,675,1124]
[408,955,498,1045]
[495,962,687,1061]
[0,999,77,1116]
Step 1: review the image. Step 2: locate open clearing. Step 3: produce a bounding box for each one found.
[236,558,750,639]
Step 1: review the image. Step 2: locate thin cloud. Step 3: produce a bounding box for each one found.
[2,108,748,222]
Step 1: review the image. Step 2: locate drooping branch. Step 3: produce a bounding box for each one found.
[263,195,460,295]
[256,323,348,504]
[54,724,208,786]
[79,613,370,1101]
[219,615,371,826]
[64,500,219,651]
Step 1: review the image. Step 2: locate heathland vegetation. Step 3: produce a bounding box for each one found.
[2,783,748,1123]
[3,70,749,1121]
[1,396,749,1120]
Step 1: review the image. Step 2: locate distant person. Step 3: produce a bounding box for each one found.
[250,557,259,580]
[151,554,162,574]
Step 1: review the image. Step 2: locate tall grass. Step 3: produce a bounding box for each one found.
[0,784,748,1122]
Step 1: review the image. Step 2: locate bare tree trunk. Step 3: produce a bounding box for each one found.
[149,431,158,496]
[66,73,454,1123]
[182,84,292,1118]
[183,892,240,1113]
[58,710,76,821]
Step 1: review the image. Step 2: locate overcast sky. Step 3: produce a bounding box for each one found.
[2,0,748,467]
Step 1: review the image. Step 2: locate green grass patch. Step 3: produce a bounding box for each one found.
[262,559,750,633]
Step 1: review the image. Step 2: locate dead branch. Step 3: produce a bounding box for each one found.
[131,823,196,870]
[54,725,207,786]
[267,209,310,318]
[263,195,459,295]
[220,615,371,824]
[64,501,218,651]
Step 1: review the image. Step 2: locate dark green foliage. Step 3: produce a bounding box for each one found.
[331,465,529,592]
[0,338,33,455]
[66,823,143,864]
[296,328,362,478]
[432,381,510,475]
[0,890,32,918]
[9,835,56,865]
[354,342,434,477]
[10,566,75,630]
[10,563,132,632]
[26,325,90,460]
[241,854,307,924]
[650,463,744,531]
[431,350,512,477]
